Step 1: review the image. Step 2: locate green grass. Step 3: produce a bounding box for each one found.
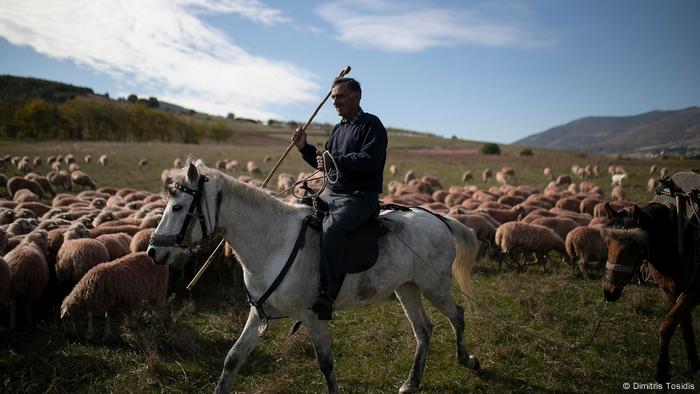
[1,139,700,393]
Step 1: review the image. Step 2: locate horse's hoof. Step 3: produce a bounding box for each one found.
[467,355,480,371]
[399,381,419,393]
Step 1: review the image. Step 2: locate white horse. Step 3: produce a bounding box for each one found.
[147,160,481,393]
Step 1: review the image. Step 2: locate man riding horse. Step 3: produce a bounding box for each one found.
[292,77,388,319]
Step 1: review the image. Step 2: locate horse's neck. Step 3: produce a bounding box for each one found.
[217,189,307,282]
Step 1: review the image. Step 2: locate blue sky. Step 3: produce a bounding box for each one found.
[0,0,698,144]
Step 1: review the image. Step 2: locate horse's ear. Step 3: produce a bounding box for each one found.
[604,202,615,219]
[631,205,641,224]
[187,162,198,184]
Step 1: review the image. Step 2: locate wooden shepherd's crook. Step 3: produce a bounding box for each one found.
[186,65,352,291]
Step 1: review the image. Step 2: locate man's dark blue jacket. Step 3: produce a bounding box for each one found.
[300,111,387,194]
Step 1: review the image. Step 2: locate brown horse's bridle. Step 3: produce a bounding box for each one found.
[149,175,222,249]
[603,235,648,287]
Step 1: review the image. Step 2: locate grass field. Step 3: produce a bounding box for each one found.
[1,137,700,393]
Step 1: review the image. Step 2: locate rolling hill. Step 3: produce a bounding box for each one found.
[514,107,700,156]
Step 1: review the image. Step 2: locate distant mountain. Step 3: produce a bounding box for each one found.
[514,107,700,156]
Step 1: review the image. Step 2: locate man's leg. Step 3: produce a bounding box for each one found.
[313,191,376,317]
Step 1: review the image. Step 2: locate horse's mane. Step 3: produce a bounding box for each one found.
[172,159,304,216]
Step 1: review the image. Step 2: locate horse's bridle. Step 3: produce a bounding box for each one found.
[603,235,648,287]
[149,175,222,249]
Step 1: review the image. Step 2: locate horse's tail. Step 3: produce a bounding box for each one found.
[445,216,479,314]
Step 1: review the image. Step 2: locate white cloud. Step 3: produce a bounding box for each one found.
[316,0,554,52]
[0,0,318,119]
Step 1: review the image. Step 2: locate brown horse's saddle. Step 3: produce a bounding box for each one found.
[652,172,700,220]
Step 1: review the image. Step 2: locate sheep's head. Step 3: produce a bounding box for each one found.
[65,222,91,240]
[23,229,49,253]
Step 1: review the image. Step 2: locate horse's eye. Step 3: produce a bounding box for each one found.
[172,204,183,212]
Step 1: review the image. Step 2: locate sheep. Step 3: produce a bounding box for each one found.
[138,159,148,167]
[48,171,71,191]
[97,187,118,195]
[482,168,492,182]
[649,164,657,175]
[579,197,604,216]
[225,160,238,174]
[611,185,625,201]
[0,208,15,225]
[5,229,49,328]
[495,221,567,271]
[647,178,658,192]
[611,173,627,187]
[14,205,46,223]
[447,213,496,259]
[495,171,507,185]
[84,155,92,164]
[502,166,515,176]
[64,154,76,164]
[543,167,553,180]
[60,252,169,339]
[71,171,96,190]
[462,171,473,182]
[246,160,260,175]
[90,225,142,238]
[6,218,37,237]
[555,197,580,212]
[404,170,416,183]
[56,235,110,289]
[7,176,44,198]
[13,189,40,203]
[555,175,572,186]
[389,164,398,176]
[530,216,580,241]
[68,163,80,173]
[32,157,42,167]
[99,154,108,166]
[17,159,32,173]
[659,167,668,178]
[25,174,56,197]
[96,233,132,261]
[130,228,154,253]
[565,226,607,279]
[476,206,524,224]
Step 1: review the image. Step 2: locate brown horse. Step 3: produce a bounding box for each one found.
[602,202,700,383]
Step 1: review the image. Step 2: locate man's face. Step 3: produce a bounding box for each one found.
[331,82,360,120]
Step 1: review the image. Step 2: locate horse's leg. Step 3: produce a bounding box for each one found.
[680,313,700,374]
[214,307,262,394]
[423,286,479,370]
[304,318,340,394]
[395,282,433,393]
[656,293,697,383]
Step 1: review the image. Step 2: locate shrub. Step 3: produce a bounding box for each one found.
[520,148,534,156]
[481,143,501,155]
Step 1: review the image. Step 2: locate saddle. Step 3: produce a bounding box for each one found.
[303,195,390,274]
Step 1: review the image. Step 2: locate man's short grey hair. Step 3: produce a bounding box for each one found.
[333,77,361,93]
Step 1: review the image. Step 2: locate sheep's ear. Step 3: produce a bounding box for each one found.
[604,202,615,219]
[187,162,198,184]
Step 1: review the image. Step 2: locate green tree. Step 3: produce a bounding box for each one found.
[481,143,501,155]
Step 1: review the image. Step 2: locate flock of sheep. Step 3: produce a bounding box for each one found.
[0,153,175,338]
[0,150,675,339]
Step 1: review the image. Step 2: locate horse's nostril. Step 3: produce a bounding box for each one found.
[147,246,156,259]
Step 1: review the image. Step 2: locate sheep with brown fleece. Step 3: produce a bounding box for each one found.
[565,226,607,279]
[5,218,37,237]
[389,164,397,176]
[462,171,473,182]
[71,171,96,190]
[16,202,52,217]
[579,197,604,216]
[60,252,169,339]
[548,208,592,226]
[482,168,492,182]
[530,216,580,241]
[130,228,154,253]
[26,174,56,197]
[99,154,108,166]
[476,206,524,224]
[447,213,496,258]
[611,185,625,201]
[48,171,71,191]
[7,177,44,198]
[56,232,110,288]
[90,225,142,238]
[96,233,132,261]
[5,229,49,328]
[555,175,572,186]
[495,221,567,271]
[0,208,15,225]
[555,197,581,212]
[13,189,40,203]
